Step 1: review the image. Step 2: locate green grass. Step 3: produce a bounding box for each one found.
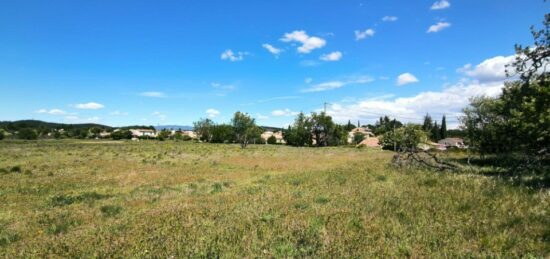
[0,140,548,257]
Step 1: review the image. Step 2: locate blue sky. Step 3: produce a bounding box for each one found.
[0,0,546,128]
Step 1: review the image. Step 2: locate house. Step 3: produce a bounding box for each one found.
[182,130,197,139]
[438,138,466,149]
[261,131,286,144]
[130,129,156,138]
[99,131,111,138]
[348,126,375,144]
[358,137,381,147]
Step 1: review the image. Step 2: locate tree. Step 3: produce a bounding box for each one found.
[17,128,38,140]
[310,112,335,147]
[111,130,132,140]
[460,97,508,157]
[284,112,313,147]
[231,112,259,148]
[440,115,447,139]
[211,124,235,143]
[373,116,403,136]
[431,121,441,141]
[353,132,365,144]
[267,135,277,144]
[422,113,433,131]
[344,120,355,131]
[157,130,170,141]
[193,118,214,142]
[0,130,4,140]
[461,14,550,160]
[380,124,428,151]
[90,127,102,138]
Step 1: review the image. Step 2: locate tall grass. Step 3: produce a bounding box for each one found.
[0,140,548,257]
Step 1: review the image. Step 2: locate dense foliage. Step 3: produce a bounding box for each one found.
[461,14,549,160]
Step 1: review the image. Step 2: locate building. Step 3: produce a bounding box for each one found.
[348,126,375,144]
[438,138,466,149]
[130,129,156,138]
[261,131,286,144]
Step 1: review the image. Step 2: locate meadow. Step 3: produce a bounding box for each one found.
[0,140,548,257]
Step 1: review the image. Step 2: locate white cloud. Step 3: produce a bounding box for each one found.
[319,51,342,61]
[262,44,282,56]
[326,80,503,128]
[280,30,326,53]
[427,22,451,33]
[221,49,247,62]
[75,102,104,110]
[355,29,375,40]
[302,76,374,93]
[206,108,220,118]
[272,109,299,117]
[431,0,450,10]
[140,91,165,98]
[382,16,398,22]
[325,55,512,128]
[36,108,66,115]
[305,77,313,84]
[457,55,515,82]
[396,73,419,86]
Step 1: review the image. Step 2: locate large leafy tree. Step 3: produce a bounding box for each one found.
[231,111,260,148]
[461,13,549,160]
[310,112,335,147]
[193,118,214,142]
[380,124,428,151]
[284,112,313,147]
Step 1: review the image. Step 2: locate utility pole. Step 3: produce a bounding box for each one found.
[323,102,328,113]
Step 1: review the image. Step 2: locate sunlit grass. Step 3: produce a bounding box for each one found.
[0,140,548,257]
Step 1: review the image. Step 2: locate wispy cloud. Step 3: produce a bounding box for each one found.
[272,109,299,117]
[75,102,104,110]
[221,49,248,61]
[427,22,451,33]
[110,110,129,116]
[262,43,282,56]
[301,76,374,93]
[140,91,166,98]
[431,0,450,10]
[355,29,375,40]
[36,108,67,115]
[152,111,167,121]
[280,30,326,53]
[382,16,398,22]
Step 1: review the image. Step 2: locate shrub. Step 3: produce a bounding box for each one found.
[17,128,37,140]
[9,166,21,173]
[111,130,132,140]
[267,135,277,144]
[0,130,4,140]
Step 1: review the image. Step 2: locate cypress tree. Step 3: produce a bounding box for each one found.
[440,115,447,139]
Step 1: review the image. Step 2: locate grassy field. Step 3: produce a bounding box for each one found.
[0,140,548,257]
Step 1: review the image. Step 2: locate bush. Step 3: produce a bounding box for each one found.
[267,135,277,144]
[111,130,132,140]
[17,128,37,140]
[0,131,4,140]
